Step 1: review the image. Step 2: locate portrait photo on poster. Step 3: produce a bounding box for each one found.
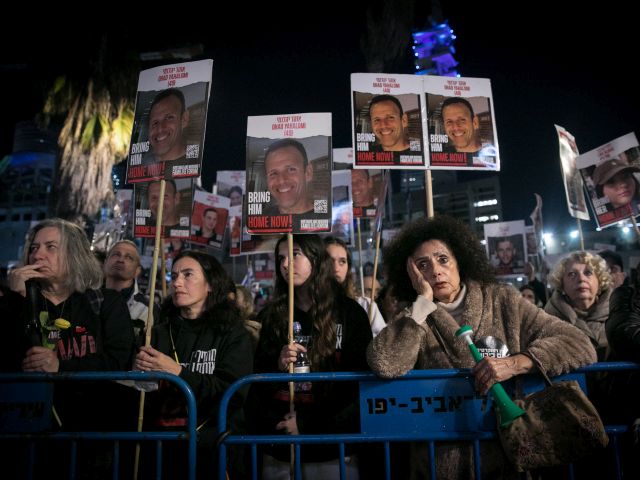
[216,170,246,207]
[190,190,230,249]
[427,93,497,169]
[351,168,382,218]
[556,125,589,220]
[352,91,425,168]
[228,205,242,256]
[525,226,538,257]
[245,134,332,234]
[487,234,526,276]
[133,178,193,239]
[580,160,640,228]
[577,133,640,229]
[127,81,209,183]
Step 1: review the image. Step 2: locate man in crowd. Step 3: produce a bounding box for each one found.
[264,139,315,214]
[103,240,158,346]
[599,249,627,289]
[524,261,548,305]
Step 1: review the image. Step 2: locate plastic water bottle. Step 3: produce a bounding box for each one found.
[292,322,312,392]
[293,321,311,374]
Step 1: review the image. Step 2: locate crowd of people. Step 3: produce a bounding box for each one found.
[2,214,639,479]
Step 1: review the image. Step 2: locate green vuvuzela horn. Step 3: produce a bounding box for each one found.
[456,325,525,427]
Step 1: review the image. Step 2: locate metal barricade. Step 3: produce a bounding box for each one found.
[0,371,197,480]
[217,362,640,480]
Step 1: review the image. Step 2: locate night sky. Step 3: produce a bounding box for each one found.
[1,3,637,235]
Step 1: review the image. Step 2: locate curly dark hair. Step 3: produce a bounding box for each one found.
[259,234,342,369]
[162,250,241,332]
[384,215,495,302]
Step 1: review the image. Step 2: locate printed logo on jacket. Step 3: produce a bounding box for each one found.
[184,349,217,374]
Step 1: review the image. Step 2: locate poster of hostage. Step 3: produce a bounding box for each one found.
[321,169,355,245]
[484,220,527,277]
[228,205,243,256]
[555,124,589,220]
[216,170,246,256]
[351,73,426,169]
[216,170,246,208]
[425,75,499,171]
[577,132,640,229]
[190,190,230,249]
[245,112,332,234]
[133,178,193,239]
[335,147,383,219]
[126,59,213,183]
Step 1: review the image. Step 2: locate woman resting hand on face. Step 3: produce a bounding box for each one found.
[367,215,597,479]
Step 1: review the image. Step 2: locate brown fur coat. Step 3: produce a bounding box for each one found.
[367,281,597,479]
[544,288,611,360]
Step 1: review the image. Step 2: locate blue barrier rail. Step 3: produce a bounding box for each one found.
[0,371,197,480]
[217,362,640,480]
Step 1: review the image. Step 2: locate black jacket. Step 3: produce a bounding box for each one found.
[249,294,372,461]
[146,308,254,436]
[607,286,640,362]
[602,286,640,424]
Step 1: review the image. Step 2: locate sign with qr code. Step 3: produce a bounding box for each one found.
[351,73,426,169]
[245,112,332,234]
[126,59,213,183]
[314,199,328,213]
[351,73,501,171]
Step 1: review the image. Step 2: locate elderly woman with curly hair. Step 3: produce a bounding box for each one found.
[367,215,596,479]
[545,251,613,361]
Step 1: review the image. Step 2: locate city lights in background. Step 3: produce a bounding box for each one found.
[539,220,640,256]
[475,214,499,223]
[412,22,459,77]
[473,199,498,207]
[616,220,633,235]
